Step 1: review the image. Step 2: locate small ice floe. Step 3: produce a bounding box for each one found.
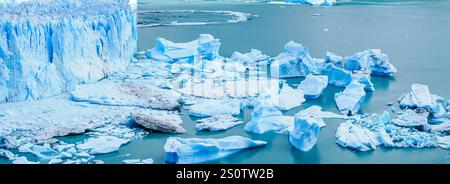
[271,41,324,79]
[12,157,39,164]
[164,136,266,164]
[336,121,380,151]
[297,105,348,127]
[244,95,294,134]
[145,34,221,62]
[392,109,429,127]
[70,79,181,110]
[189,98,241,117]
[297,75,328,99]
[123,158,154,164]
[230,49,271,67]
[344,49,397,76]
[284,0,336,6]
[289,116,321,151]
[18,143,71,160]
[398,84,437,109]
[76,136,129,155]
[321,63,353,88]
[335,81,366,116]
[195,114,243,132]
[273,83,305,110]
[130,112,186,134]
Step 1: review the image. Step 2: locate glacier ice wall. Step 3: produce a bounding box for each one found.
[0,0,137,102]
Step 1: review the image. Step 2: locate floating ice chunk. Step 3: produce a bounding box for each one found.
[297,105,347,127]
[189,98,241,117]
[70,80,181,110]
[297,75,328,99]
[130,112,186,134]
[195,115,243,132]
[392,109,429,127]
[345,49,397,76]
[12,156,39,164]
[76,136,129,155]
[376,128,394,147]
[352,72,375,92]
[321,63,353,88]
[427,121,450,135]
[398,84,435,109]
[285,0,336,6]
[164,136,266,164]
[0,0,137,102]
[273,84,305,110]
[0,149,15,160]
[271,41,323,78]
[336,122,380,151]
[145,34,221,62]
[325,52,345,68]
[289,116,321,151]
[244,95,294,134]
[18,143,69,160]
[230,49,271,66]
[335,82,366,116]
[436,136,450,149]
[123,158,154,164]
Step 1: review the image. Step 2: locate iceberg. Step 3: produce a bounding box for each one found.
[352,72,375,92]
[335,82,366,116]
[195,114,243,132]
[273,83,306,110]
[12,156,39,164]
[230,49,271,66]
[321,63,353,88]
[130,112,186,134]
[164,136,266,164]
[285,0,336,6]
[0,0,137,102]
[244,95,294,134]
[76,136,129,155]
[392,109,429,127]
[70,79,181,111]
[297,105,347,127]
[398,84,436,109]
[344,49,397,76]
[189,98,241,117]
[270,41,323,79]
[297,75,328,99]
[145,34,221,62]
[335,121,380,151]
[325,52,345,68]
[289,116,321,151]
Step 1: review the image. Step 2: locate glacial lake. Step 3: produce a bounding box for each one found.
[1,0,449,164]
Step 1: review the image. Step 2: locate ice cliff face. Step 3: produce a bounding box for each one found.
[0,0,137,102]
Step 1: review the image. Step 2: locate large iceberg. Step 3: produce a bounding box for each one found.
[335,81,366,116]
[164,136,266,164]
[297,75,328,99]
[0,0,137,103]
[145,34,221,62]
[289,116,321,151]
[270,41,323,79]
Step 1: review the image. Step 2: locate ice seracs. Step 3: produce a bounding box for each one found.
[289,116,321,151]
[145,34,221,62]
[335,82,366,116]
[297,75,328,99]
[195,115,243,132]
[0,0,137,102]
[130,112,186,134]
[164,136,266,164]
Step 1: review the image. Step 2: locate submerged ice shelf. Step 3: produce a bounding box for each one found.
[0,0,137,103]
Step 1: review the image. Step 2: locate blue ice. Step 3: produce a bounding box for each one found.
[297,75,328,99]
[289,116,321,151]
[335,81,366,116]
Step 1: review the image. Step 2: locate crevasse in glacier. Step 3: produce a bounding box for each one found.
[0,0,137,102]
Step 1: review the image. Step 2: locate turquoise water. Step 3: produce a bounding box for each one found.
[1,0,449,164]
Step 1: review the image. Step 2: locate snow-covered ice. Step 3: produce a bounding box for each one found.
[335,81,366,116]
[195,114,243,132]
[164,136,266,164]
[189,98,241,117]
[289,116,321,151]
[297,75,328,99]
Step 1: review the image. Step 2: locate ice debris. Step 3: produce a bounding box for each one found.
[297,75,328,99]
[189,98,241,117]
[271,41,323,78]
[230,49,271,67]
[244,95,294,134]
[195,115,243,132]
[130,112,186,134]
[19,143,71,160]
[145,34,221,62]
[70,79,181,110]
[392,109,428,127]
[0,0,137,102]
[335,82,366,116]
[289,116,321,151]
[164,136,266,164]
[336,121,380,151]
[76,136,129,155]
[12,157,39,164]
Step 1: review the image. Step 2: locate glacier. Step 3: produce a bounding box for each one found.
[0,0,137,103]
[163,136,266,164]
